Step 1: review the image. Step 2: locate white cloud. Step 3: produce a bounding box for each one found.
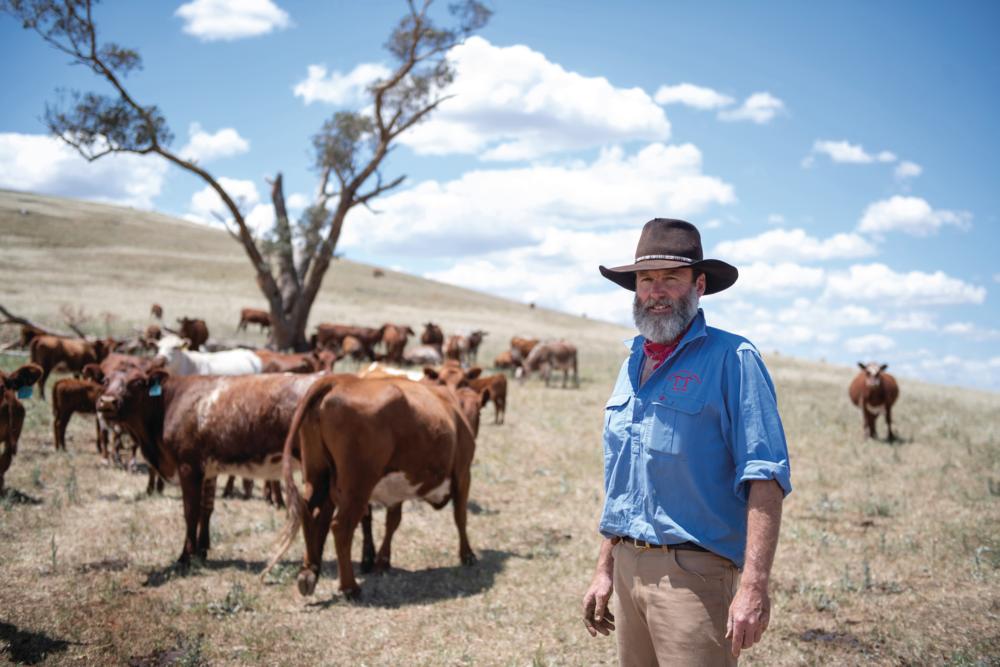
[340,142,735,257]
[398,37,670,161]
[180,123,250,162]
[942,322,1000,341]
[175,0,290,41]
[709,300,839,349]
[293,63,392,106]
[717,92,785,124]
[286,192,310,210]
[187,177,274,236]
[724,262,826,297]
[653,83,734,110]
[858,196,971,236]
[0,132,166,209]
[825,263,986,306]
[810,139,897,164]
[883,311,936,331]
[714,228,876,263]
[844,334,896,355]
[894,160,922,180]
[912,354,1000,390]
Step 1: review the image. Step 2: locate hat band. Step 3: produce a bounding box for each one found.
[635,254,693,264]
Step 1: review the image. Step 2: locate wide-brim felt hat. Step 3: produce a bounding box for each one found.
[599,218,738,294]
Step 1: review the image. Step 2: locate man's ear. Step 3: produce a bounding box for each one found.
[696,272,707,297]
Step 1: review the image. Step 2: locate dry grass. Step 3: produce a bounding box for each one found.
[1,191,999,666]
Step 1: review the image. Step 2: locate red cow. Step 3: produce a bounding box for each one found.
[265,373,481,599]
[510,336,539,362]
[51,377,103,454]
[237,308,271,333]
[848,362,900,441]
[468,373,507,425]
[150,304,163,320]
[444,335,469,365]
[177,317,209,351]
[29,335,114,399]
[313,323,382,361]
[0,364,43,493]
[254,349,336,374]
[379,324,415,363]
[420,323,444,350]
[467,330,488,363]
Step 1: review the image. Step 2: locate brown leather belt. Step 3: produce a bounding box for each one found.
[612,536,709,552]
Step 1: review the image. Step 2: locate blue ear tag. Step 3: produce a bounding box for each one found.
[148,381,162,397]
[17,386,33,399]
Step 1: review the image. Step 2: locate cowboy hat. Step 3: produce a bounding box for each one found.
[599,218,738,294]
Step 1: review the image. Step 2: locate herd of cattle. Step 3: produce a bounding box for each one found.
[0,304,583,599]
[0,305,901,599]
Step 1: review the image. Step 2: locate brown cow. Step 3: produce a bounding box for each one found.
[254,349,336,374]
[95,368,325,564]
[467,330,488,363]
[237,308,271,333]
[1,364,43,493]
[18,324,48,349]
[521,340,579,388]
[29,335,114,399]
[266,373,480,599]
[52,377,104,454]
[493,350,520,375]
[150,303,163,320]
[313,323,382,361]
[510,336,539,362]
[444,335,469,365]
[849,362,900,442]
[420,322,444,350]
[379,324,415,363]
[468,373,507,425]
[177,317,209,351]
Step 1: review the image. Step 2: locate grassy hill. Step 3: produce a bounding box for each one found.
[1,190,998,666]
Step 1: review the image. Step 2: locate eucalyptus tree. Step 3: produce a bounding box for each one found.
[2,0,491,349]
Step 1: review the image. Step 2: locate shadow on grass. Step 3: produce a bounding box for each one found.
[305,548,515,609]
[1,488,43,506]
[0,621,75,664]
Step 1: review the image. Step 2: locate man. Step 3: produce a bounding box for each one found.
[582,218,791,666]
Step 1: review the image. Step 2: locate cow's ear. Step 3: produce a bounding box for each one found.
[406,327,415,336]
[82,364,104,383]
[466,367,483,380]
[879,364,888,373]
[423,367,440,380]
[7,363,43,389]
[857,362,866,371]
[148,368,171,385]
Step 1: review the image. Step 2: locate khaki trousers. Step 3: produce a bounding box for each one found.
[612,540,740,667]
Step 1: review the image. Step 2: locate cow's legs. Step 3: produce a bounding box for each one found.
[197,476,217,558]
[242,478,254,499]
[359,505,376,573]
[373,503,403,573]
[37,367,50,401]
[222,475,237,498]
[178,464,203,564]
[330,493,370,599]
[297,469,334,596]
[264,480,285,508]
[451,469,477,566]
[863,406,877,439]
[53,416,67,451]
[147,467,165,495]
[885,407,896,443]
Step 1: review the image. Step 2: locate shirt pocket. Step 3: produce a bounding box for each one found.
[645,394,706,456]
[603,394,632,461]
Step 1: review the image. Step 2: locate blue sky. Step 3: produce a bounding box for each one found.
[2,1,998,390]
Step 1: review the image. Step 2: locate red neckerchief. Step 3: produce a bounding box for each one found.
[642,320,693,371]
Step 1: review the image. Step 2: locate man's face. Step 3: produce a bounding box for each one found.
[632,268,705,344]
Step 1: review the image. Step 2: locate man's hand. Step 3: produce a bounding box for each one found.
[582,570,615,637]
[725,583,770,657]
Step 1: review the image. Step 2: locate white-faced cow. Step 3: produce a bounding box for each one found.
[849,361,900,442]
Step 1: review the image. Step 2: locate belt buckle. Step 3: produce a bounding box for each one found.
[635,538,652,551]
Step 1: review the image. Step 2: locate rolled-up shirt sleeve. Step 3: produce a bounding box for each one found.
[724,344,792,502]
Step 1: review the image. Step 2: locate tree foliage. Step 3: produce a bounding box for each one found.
[2,0,491,350]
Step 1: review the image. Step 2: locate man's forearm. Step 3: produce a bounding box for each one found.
[741,480,783,588]
[594,536,615,576]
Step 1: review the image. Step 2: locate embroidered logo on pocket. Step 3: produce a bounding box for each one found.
[670,370,701,392]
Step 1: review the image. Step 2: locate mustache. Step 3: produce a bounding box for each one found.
[641,298,677,311]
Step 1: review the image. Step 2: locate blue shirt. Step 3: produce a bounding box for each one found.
[599,309,792,567]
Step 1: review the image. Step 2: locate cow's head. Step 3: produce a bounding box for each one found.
[1,363,43,406]
[454,386,484,438]
[858,361,889,388]
[423,362,482,391]
[96,365,170,420]
[92,338,117,361]
[469,330,488,346]
[311,348,339,372]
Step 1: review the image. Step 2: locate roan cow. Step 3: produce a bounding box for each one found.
[95,367,325,564]
[521,340,579,388]
[848,361,900,441]
[265,373,482,599]
[0,363,43,494]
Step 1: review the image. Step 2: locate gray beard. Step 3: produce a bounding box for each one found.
[633,285,700,344]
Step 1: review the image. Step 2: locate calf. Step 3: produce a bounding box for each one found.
[29,334,113,399]
[96,368,323,564]
[468,373,507,425]
[522,340,579,388]
[0,364,43,494]
[493,350,520,375]
[849,362,900,441]
[177,317,209,351]
[265,373,480,599]
[51,377,104,455]
[237,308,271,333]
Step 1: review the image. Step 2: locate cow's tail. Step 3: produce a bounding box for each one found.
[261,376,336,579]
